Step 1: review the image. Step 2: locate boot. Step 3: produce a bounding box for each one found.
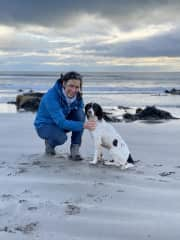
[45,140,56,155]
[70,144,83,161]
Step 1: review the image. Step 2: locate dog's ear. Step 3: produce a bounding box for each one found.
[85,103,92,114]
[112,139,118,147]
[94,103,103,120]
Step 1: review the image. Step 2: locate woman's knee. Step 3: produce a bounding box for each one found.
[36,125,67,145]
[56,133,67,145]
[49,128,68,146]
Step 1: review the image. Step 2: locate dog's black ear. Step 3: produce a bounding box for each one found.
[94,103,103,120]
[85,103,92,115]
[112,139,118,147]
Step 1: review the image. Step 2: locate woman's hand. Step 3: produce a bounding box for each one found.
[84,120,96,131]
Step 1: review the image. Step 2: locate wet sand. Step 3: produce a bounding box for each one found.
[0,112,180,240]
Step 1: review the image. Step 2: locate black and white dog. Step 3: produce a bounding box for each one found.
[85,102,134,169]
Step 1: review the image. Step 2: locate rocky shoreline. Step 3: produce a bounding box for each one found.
[7,91,179,122]
[8,91,44,112]
[165,88,180,95]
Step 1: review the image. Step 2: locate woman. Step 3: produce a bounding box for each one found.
[34,71,96,160]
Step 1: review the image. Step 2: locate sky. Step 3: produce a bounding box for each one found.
[0,0,180,72]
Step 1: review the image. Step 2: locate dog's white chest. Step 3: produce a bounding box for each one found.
[90,120,118,145]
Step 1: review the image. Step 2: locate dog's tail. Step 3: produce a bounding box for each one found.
[127,154,134,164]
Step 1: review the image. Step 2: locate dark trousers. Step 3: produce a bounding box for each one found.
[36,108,85,147]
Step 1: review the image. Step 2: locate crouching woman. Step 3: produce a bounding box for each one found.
[34,71,95,160]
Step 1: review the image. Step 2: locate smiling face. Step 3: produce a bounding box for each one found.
[63,79,81,98]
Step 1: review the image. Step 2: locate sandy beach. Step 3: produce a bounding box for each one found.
[1,0,180,237]
[0,112,180,240]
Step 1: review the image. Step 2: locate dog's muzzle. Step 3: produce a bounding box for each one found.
[87,109,94,118]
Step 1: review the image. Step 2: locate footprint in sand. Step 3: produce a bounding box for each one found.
[153,164,163,167]
[159,171,175,177]
[28,206,38,211]
[116,189,125,193]
[1,194,14,200]
[19,162,30,166]
[22,189,32,194]
[65,204,81,215]
[19,199,28,203]
[32,160,41,166]
[15,222,38,234]
[15,167,28,175]
[0,222,38,234]
[0,226,15,233]
[0,161,6,168]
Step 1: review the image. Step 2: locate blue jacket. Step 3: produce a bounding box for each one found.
[34,80,84,131]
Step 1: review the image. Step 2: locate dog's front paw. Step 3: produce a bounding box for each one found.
[103,160,113,166]
[103,161,108,166]
[89,160,98,165]
[122,163,134,170]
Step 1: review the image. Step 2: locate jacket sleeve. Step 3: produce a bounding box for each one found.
[44,91,84,131]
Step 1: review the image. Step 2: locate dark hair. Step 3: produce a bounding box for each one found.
[58,71,83,90]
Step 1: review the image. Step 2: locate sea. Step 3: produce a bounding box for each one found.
[0,71,180,117]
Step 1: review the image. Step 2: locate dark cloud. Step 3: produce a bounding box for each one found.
[120,29,180,57]
[120,31,180,57]
[1,0,180,70]
[0,0,180,28]
[79,27,180,58]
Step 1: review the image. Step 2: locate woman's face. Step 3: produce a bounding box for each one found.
[63,79,81,98]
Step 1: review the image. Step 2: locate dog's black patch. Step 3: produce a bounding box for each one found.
[85,103,92,114]
[93,103,103,120]
[112,139,118,147]
[85,103,93,119]
[127,154,134,164]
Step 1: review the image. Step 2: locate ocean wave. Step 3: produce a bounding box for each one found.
[83,86,167,94]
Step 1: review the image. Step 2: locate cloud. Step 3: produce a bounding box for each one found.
[0,0,180,71]
[99,28,180,58]
[0,0,180,29]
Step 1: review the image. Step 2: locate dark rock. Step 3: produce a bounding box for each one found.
[7,101,16,104]
[117,105,131,110]
[123,106,178,122]
[123,113,138,121]
[103,112,122,122]
[136,108,143,114]
[137,106,174,120]
[23,92,44,98]
[165,88,180,95]
[18,97,40,111]
[15,92,44,111]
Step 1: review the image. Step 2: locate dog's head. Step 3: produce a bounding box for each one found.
[85,102,103,120]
